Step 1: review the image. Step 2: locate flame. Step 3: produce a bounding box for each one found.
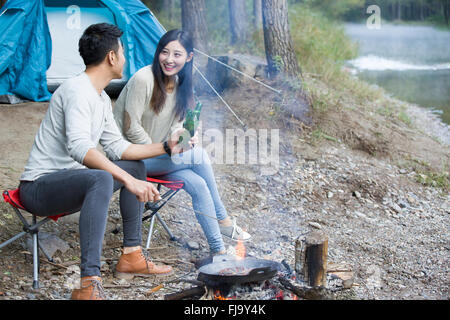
[235,240,246,260]
[214,290,233,300]
[275,290,284,300]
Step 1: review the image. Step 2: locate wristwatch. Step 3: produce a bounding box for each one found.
[163,141,172,156]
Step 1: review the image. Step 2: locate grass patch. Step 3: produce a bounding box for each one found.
[416,171,449,190]
[311,128,339,144]
[288,4,358,82]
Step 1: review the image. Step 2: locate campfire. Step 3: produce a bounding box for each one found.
[164,231,353,300]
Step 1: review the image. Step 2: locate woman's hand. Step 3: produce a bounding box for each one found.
[189,128,200,146]
[168,128,192,154]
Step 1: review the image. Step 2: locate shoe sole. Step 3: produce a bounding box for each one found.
[221,232,252,242]
[115,270,173,280]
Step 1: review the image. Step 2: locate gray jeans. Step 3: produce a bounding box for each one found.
[19,160,146,277]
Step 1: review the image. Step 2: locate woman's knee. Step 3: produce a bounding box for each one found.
[192,147,211,165]
[183,174,209,196]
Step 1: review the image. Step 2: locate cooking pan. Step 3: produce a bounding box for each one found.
[197,255,282,287]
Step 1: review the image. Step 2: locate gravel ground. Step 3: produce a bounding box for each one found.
[0,78,448,300]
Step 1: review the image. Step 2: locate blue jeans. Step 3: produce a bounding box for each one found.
[143,147,227,253]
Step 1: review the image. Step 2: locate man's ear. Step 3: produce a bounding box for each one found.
[107,50,116,66]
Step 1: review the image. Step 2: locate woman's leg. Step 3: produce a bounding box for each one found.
[144,147,228,221]
[186,147,228,221]
[20,169,114,278]
[163,169,226,254]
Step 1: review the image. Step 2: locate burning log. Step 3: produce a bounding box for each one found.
[295,231,328,287]
[164,286,206,300]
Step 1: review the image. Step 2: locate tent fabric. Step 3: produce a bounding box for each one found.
[0,0,52,102]
[0,0,166,103]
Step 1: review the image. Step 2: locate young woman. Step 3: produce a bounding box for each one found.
[113,29,251,255]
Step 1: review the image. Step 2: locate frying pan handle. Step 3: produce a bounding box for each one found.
[248,267,272,276]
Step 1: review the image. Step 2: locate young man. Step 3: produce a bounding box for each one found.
[19,23,189,300]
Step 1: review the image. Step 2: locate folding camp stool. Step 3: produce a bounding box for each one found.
[1,189,68,289]
[143,177,184,250]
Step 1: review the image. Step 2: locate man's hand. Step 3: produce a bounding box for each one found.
[124,177,161,203]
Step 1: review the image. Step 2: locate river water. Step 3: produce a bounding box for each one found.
[345,23,450,125]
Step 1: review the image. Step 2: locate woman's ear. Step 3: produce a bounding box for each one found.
[186,52,194,63]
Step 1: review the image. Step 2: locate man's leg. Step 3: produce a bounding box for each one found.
[20,169,114,278]
[112,160,146,248]
[112,160,173,278]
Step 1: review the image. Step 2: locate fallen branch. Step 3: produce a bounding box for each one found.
[103,283,131,289]
[146,284,164,296]
[21,251,68,270]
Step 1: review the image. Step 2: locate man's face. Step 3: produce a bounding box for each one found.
[111,42,126,79]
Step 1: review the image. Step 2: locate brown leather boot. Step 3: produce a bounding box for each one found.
[71,276,106,300]
[115,247,173,280]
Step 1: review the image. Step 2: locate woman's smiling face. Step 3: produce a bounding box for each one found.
[158,40,193,77]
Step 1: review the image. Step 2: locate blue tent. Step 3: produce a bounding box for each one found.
[0,0,166,103]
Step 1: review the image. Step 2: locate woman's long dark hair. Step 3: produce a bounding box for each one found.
[150,29,194,121]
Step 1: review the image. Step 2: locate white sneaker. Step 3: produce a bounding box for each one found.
[219,218,252,242]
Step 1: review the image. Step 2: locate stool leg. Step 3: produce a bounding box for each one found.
[155,213,176,241]
[32,217,39,289]
[38,242,54,263]
[145,215,156,250]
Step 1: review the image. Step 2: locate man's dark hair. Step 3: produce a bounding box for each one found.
[78,23,123,66]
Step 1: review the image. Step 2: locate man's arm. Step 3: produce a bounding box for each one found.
[120,127,189,161]
[120,142,165,160]
[83,148,160,203]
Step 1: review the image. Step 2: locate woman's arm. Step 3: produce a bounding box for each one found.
[122,71,153,144]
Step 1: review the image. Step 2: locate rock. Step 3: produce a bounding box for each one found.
[25,232,70,258]
[343,278,354,289]
[397,200,408,209]
[60,212,80,224]
[327,191,334,199]
[100,261,109,272]
[26,293,36,300]
[186,241,200,250]
[391,203,402,213]
[353,191,361,199]
[204,54,268,94]
[354,211,368,219]
[65,265,80,274]
[308,222,322,229]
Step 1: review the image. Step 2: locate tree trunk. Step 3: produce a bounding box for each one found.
[163,0,175,21]
[228,0,248,45]
[262,0,300,78]
[253,0,263,29]
[181,0,209,53]
[397,0,402,20]
[442,0,449,25]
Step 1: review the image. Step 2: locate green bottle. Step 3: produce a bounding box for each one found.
[179,102,202,145]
